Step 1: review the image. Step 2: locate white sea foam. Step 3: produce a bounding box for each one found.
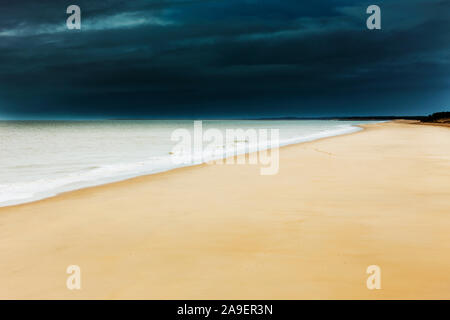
[0,120,372,207]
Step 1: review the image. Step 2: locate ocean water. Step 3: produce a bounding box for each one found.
[0,120,373,207]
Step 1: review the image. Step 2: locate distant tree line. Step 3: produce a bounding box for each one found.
[421,112,450,123]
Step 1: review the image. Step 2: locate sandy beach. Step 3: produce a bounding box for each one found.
[0,121,449,299]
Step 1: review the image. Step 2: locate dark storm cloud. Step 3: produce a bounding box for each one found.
[0,0,448,118]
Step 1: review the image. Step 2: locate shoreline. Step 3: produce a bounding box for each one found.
[0,122,366,209]
[1,120,450,299]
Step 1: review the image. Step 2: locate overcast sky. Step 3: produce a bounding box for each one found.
[0,0,449,119]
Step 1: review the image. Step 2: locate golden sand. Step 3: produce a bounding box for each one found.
[0,121,449,299]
